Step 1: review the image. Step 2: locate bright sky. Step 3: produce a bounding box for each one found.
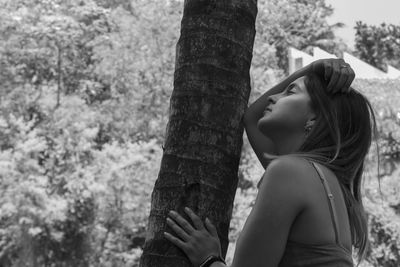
[325,0,400,49]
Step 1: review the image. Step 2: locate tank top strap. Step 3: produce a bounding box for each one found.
[309,160,341,245]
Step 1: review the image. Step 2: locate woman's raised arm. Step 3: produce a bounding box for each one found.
[242,64,312,169]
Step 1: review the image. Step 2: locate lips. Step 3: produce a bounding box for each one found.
[263,109,271,116]
[262,105,273,116]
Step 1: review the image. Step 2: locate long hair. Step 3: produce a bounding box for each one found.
[266,72,379,263]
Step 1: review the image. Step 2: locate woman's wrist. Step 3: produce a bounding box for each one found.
[293,63,313,78]
[209,261,227,267]
[199,255,226,267]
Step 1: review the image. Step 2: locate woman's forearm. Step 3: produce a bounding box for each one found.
[243,64,312,123]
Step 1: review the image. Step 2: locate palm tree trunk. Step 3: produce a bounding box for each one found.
[140,0,257,266]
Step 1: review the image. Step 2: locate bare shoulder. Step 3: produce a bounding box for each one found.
[260,155,316,196]
[264,155,313,180]
[258,155,315,208]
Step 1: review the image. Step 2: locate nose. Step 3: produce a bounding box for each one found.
[268,94,278,105]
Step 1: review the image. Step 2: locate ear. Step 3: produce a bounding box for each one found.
[305,118,316,128]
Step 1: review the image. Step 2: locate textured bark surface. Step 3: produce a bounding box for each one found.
[140,0,257,266]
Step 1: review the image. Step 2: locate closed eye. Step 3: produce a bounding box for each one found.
[285,88,295,95]
[285,84,297,95]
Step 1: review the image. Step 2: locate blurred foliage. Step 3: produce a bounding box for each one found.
[0,0,399,266]
[354,22,400,72]
[256,0,348,73]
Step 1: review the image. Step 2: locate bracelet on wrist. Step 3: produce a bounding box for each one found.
[199,255,226,267]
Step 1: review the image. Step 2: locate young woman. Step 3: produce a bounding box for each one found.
[163,58,378,267]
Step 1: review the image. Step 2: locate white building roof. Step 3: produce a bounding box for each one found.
[288,47,400,79]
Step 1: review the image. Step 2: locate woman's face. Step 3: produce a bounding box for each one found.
[258,76,315,139]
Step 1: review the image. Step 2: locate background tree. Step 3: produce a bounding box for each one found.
[354,21,400,72]
[1,0,400,266]
[139,0,258,266]
[255,0,347,72]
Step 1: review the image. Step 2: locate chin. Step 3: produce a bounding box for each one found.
[257,116,269,126]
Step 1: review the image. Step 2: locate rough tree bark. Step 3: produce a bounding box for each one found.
[140,0,257,266]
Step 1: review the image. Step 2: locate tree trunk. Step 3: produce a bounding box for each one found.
[140,0,257,266]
